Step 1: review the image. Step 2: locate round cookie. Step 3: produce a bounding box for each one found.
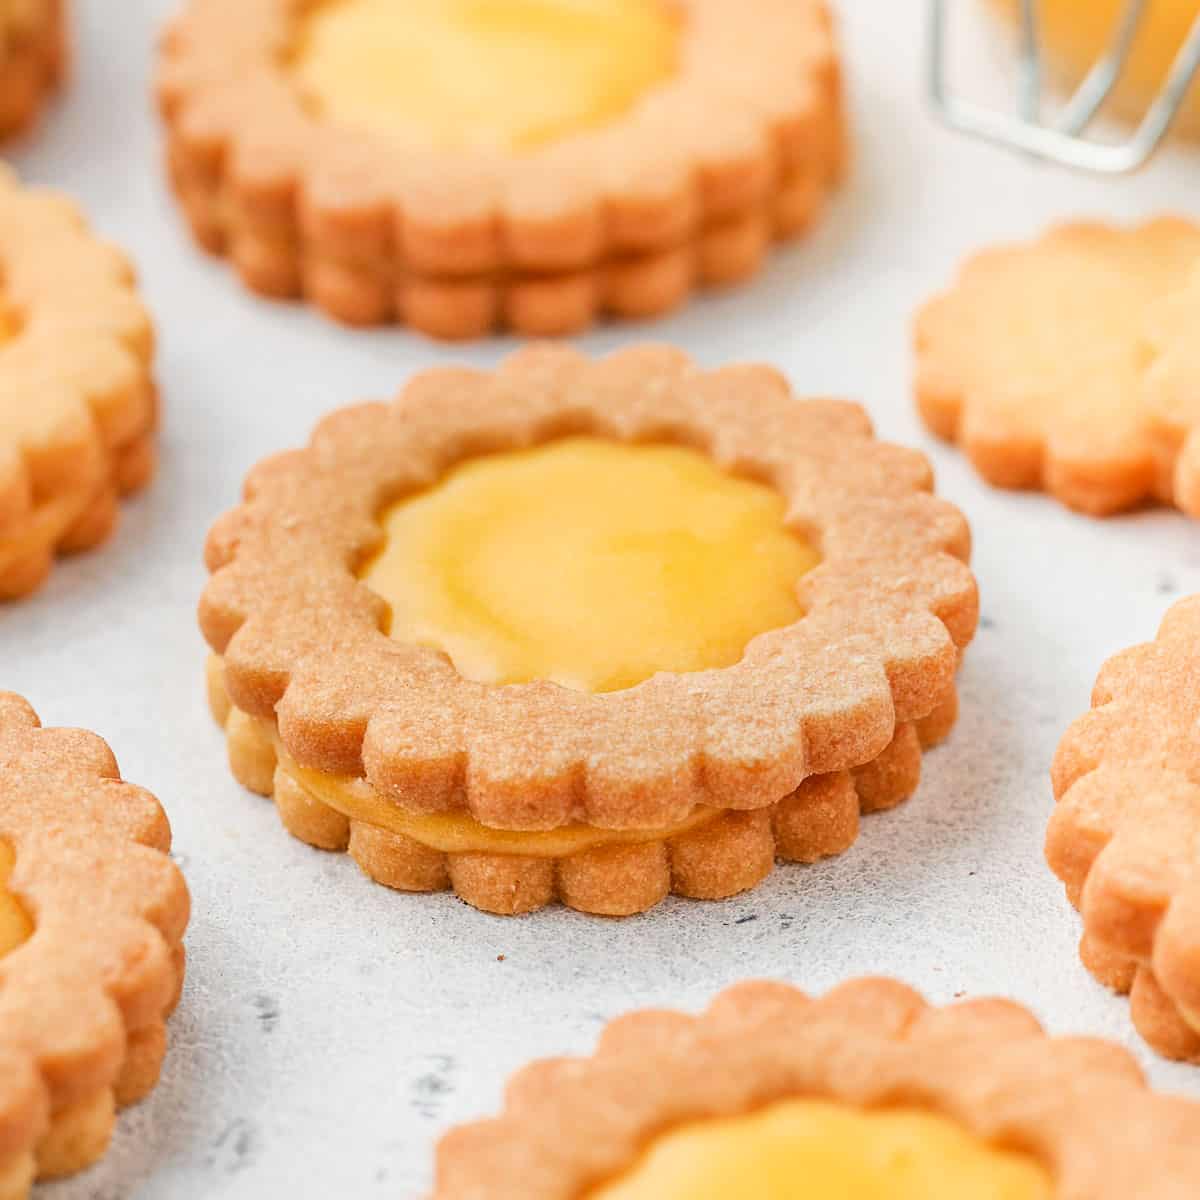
[0,693,189,1200]
[1049,595,1200,1062]
[200,344,976,917]
[0,166,158,601]
[431,977,1200,1197]
[156,0,846,338]
[915,219,1200,516]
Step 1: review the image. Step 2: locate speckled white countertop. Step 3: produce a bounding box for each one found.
[5,2,1200,1196]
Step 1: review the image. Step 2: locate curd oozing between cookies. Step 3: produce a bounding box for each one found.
[290,0,680,150]
[991,0,1200,133]
[274,733,721,851]
[359,437,819,693]
[0,840,33,959]
[586,1099,1054,1200]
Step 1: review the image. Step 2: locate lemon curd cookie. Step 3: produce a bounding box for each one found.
[1049,596,1200,1064]
[0,693,189,1200]
[431,977,1200,1197]
[915,219,1200,516]
[200,345,976,917]
[0,167,158,601]
[0,1,65,140]
[156,0,845,339]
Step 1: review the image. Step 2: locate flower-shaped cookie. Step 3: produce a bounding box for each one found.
[0,693,189,1199]
[915,219,1200,516]
[0,0,65,140]
[1049,595,1200,1062]
[0,166,158,601]
[200,345,976,916]
[431,977,1200,1197]
[156,0,845,339]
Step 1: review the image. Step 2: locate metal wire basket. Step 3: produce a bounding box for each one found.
[928,0,1200,172]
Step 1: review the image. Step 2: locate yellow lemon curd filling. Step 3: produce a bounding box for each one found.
[274,734,722,854]
[360,436,818,694]
[290,0,680,151]
[263,437,818,856]
[587,1099,1055,1200]
[0,840,33,959]
[992,0,1200,133]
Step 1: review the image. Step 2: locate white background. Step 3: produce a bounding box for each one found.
[5,2,1200,1196]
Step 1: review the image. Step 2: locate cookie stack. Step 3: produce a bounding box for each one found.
[1049,597,1200,1064]
[0,694,188,1198]
[156,0,845,337]
[0,167,157,601]
[201,346,976,917]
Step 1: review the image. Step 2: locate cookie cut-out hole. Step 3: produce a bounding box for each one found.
[287,0,681,151]
[0,838,33,959]
[358,436,820,693]
[585,1099,1054,1200]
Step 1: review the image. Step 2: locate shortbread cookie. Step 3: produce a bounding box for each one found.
[200,344,976,917]
[1049,595,1200,1062]
[156,0,845,338]
[915,219,1200,516]
[0,693,189,1200]
[431,977,1200,1197]
[0,166,158,601]
[0,1,65,140]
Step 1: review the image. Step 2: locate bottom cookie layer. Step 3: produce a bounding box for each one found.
[0,945,185,1200]
[207,656,959,917]
[167,150,826,340]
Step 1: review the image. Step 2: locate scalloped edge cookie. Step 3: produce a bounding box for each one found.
[199,344,976,914]
[155,0,845,337]
[207,654,960,916]
[0,0,65,141]
[201,345,977,825]
[431,977,1200,1197]
[914,218,1200,516]
[0,166,158,601]
[0,693,189,1199]
[1048,595,1200,1063]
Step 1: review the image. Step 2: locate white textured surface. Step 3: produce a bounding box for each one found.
[5,2,1200,1196]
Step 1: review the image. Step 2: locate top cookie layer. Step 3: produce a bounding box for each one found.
[0,692,189,1168]
[915,219,1200,516]
[200,344,976,832]
[156,0,842,276]
[1049,595,1200,1028]
[431,977,1200,1198]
